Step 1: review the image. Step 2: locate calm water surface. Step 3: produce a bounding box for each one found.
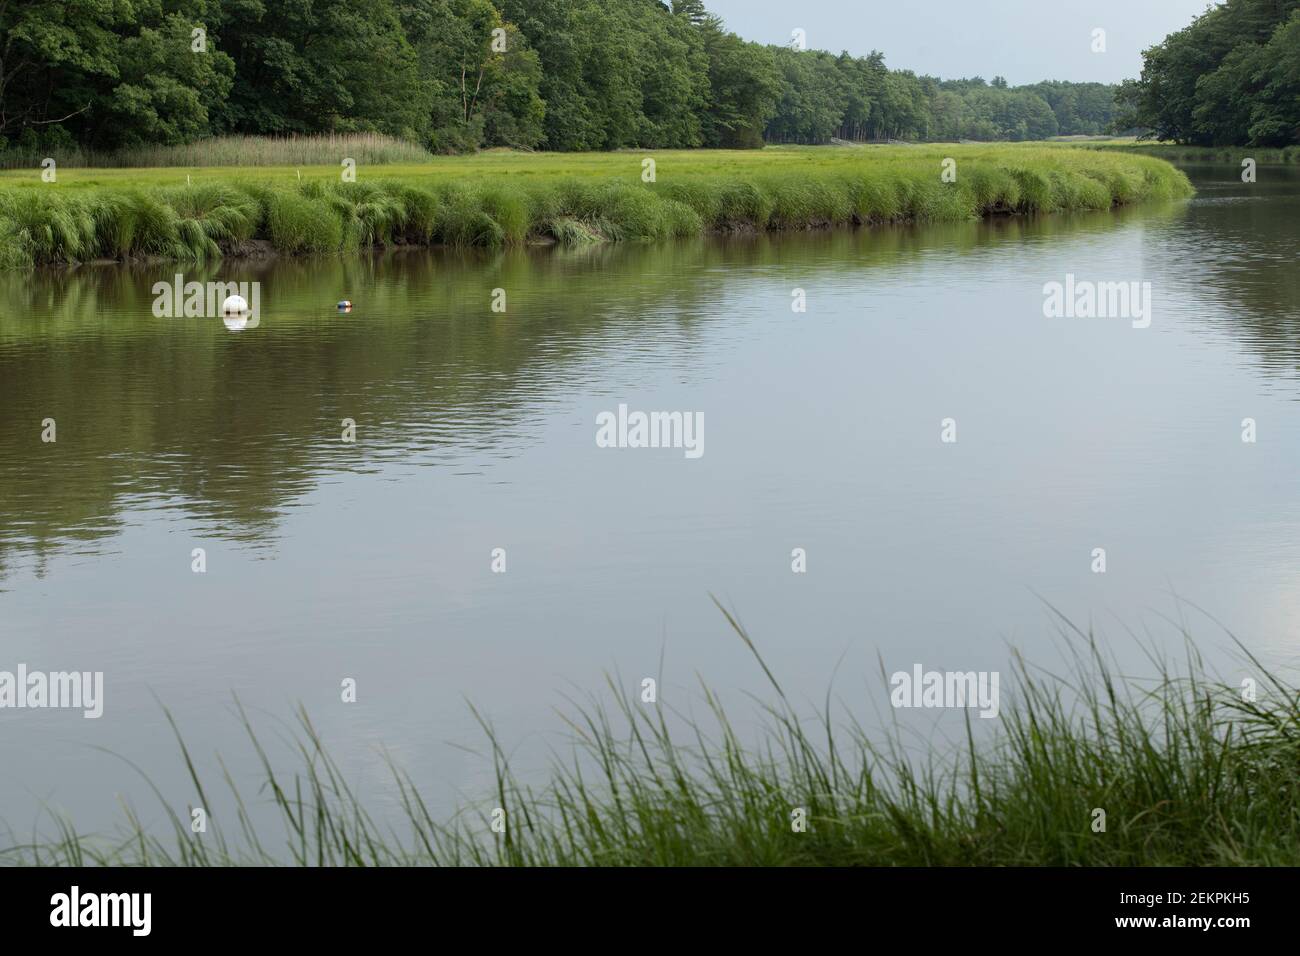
[1,163,1297,832]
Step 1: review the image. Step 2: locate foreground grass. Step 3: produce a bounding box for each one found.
[0,145,1193,269]
[4,608,1297,867]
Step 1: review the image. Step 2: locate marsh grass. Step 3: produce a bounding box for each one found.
[0,147,1194,270]
[0,133,435,170]
[4,606,1297,867]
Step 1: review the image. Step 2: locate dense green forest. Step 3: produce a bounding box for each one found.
[3,0,1292,156]
[1117,0,1300,146]
[0,0,1116,156]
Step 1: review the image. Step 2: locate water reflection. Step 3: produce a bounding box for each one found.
[223,312,260,332]
[0,214,1124,571]
[0,173,1294,581]
[1159,165,1300,379]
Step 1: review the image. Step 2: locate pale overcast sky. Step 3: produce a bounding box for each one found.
[705,0,1215,85]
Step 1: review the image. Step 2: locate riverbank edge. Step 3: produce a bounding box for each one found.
[1095,143,1300,165]
[0,149,1194,271]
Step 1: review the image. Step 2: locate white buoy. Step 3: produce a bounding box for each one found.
[223,294,249,314]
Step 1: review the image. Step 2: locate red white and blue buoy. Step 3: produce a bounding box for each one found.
[337,300,352,312]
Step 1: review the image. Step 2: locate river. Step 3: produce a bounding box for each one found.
[0,162,1296,835]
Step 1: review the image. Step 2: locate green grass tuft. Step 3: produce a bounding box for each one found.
[266,188,344,254]
[0,191,96,263]
[164,184,261,261]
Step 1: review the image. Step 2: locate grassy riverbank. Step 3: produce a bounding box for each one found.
[4,612,1297,867]
[0,145,1192,269]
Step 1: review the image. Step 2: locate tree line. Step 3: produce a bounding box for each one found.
[2,0,1120,156]
[1117,0,1299,146]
